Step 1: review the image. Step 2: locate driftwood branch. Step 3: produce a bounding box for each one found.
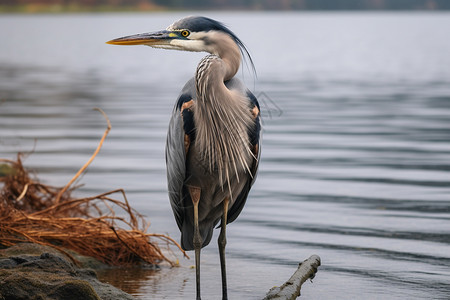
[264,255,321,300]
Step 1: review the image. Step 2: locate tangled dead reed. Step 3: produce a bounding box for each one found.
[0,109,186,267]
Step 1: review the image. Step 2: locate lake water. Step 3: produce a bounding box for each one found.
[1,12,450,299]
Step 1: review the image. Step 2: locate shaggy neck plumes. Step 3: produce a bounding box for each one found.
[193,33,254,192]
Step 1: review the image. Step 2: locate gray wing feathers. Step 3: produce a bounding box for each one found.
[226,128,261,225]
[223,82,261,225]
[166,107,187,231]
[166,79,196,230]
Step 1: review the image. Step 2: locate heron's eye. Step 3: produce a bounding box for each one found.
[181,30,190,37]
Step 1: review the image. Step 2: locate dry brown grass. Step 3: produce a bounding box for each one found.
[0,109,187,267]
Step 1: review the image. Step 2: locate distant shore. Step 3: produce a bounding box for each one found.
[0,4,168,14]
[1,3,449,14]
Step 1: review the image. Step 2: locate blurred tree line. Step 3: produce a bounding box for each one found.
[153,0,450,10]
[1,0,449,10]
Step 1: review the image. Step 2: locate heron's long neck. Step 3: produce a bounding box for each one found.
[215,34,241,81]
[193,36,253,189]
[195,32,241,97]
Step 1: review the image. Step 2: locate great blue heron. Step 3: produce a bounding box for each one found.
[107,16,261,300]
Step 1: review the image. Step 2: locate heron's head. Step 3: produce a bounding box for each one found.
[107,16,254,71]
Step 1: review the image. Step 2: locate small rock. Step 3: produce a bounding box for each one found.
[0,243,135,300]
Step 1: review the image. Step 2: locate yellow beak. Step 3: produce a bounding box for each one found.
[106,30,173,46]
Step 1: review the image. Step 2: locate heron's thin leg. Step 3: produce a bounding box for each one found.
[189,186,202,300]
[218,198,230,300]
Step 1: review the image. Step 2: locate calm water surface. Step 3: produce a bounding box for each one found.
[1,12,450,299]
